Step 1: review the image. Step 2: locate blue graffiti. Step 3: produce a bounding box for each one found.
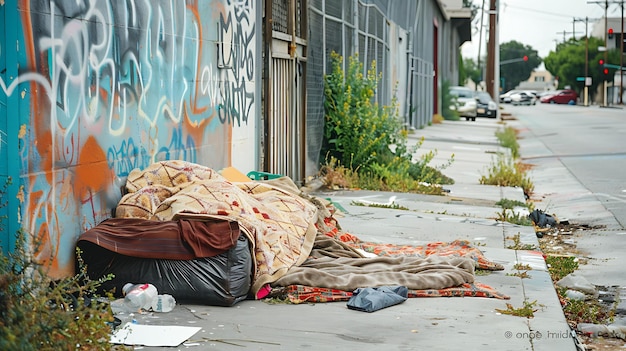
[107,138,151,177]
[154,125,197,163]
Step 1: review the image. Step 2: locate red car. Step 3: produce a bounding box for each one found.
[540,89,578,104]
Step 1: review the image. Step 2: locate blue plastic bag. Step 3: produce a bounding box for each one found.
[346,286,408,313]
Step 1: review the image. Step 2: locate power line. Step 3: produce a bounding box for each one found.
[503,3,588,19]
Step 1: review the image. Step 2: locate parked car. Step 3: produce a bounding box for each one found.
[475,91,498,118]
[499,89,521,103]
[510,91,537,105]
[449,86,478,121]
[540,89,578,104]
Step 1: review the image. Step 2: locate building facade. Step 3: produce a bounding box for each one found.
[0,0,471,277]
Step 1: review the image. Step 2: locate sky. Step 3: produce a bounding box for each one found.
[461,0,619,62]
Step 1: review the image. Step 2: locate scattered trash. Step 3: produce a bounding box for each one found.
[110,323,201,347]
[347,286,408,312]
[112,283,176,313]
[528,209,558,238]
[557,274,597,296]
[577,323,626,339]
[565,289,587,301]
[152,294,176,313]
[122,283,158,312]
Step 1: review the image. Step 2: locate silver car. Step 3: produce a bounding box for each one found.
[450,86,478,121]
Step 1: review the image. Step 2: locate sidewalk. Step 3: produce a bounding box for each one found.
[115,118,578,351]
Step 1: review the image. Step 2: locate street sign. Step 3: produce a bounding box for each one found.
[576,77,592,86]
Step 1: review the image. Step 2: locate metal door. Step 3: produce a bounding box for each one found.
[0,1,19,255]
[263,0,307,183]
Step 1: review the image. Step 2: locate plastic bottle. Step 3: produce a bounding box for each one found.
[122,283,158,312]
[151,294,176,313]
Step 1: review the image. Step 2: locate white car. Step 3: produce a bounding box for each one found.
[449,86,478,121]
[499,90,521,104]
[510,91,537,105]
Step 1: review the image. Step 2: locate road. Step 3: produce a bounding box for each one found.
[503,102,626,286]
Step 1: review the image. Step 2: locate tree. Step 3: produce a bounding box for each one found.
[461,57,482,86]
[499,41,541,92]
[544,37,621,94]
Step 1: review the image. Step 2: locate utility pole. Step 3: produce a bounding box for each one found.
[575,17,591,106]
[486,0,496,98]
[605,0,609,106]
[619,0,624,105]
[589,0,611,106]
[477,0,486,88]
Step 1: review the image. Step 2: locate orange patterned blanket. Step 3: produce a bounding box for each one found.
[116,161,505,299]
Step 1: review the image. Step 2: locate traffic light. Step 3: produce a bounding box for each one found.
[598,59,609,81]
[523,55,528,62]
[608,28,614,39]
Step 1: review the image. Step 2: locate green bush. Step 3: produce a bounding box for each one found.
[0,178,116,351]
[441,80,460,121]
[479,154,534,197]
[321,52,454,193]
[322,52,405,171]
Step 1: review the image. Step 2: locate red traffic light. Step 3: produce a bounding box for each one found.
[523,55,528,61]
[603,68,609,75]
[599,59,605,65]
[608,28,614,35]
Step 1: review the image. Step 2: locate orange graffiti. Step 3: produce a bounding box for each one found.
[188,2,209,115]
[74,136,113,199]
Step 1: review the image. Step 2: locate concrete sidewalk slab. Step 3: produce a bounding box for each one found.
[113,118,579,351]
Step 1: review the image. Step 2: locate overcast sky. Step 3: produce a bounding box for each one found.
[461,0,621,61]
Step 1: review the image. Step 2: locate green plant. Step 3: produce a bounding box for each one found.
[0,217,116,350]
[496,300,540,318]
[496,208,533,226]
[479,154,534,197]
[350,200,409,210]
[495,126,520,158]
[441,80,460,121]
[322,52,406,172]
[507,271,530,279]
[505,233,536,251]
[320,52,455,194]
[495,198,527,209]
[545,256,578,281]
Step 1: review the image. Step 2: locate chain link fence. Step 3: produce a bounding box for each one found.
[306,0,435,175]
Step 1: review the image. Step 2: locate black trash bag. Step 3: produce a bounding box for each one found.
[529,209,557,228]
[346,286,408,313]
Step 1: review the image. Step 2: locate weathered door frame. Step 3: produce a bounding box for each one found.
[1,0,20,255]
[262,0,307,183]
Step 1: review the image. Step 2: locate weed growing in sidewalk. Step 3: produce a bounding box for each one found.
[495,126,520,158]
[350,200,409,210]
[0,178,118,351]
[505,233,537,251]
[507,263,533,279]
[545,256,579,281]
[496,208,533,226]
[479,154,534,197]
[496,300,541,318]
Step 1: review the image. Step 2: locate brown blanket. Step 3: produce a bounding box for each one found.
[77,217,240,260]
[274,255,475,292]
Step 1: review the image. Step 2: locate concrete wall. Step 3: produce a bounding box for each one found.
[1,0,260,277]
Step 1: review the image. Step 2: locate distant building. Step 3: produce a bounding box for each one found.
[516,70,557,92]
[590,17,625,104]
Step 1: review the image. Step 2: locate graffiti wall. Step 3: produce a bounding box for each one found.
[0,0,259,277]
